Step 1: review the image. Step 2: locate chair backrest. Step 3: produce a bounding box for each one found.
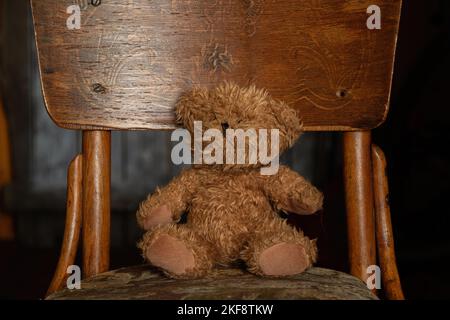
[31,0,402,131]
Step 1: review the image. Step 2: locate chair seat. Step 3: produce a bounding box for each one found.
[46,265,377,300]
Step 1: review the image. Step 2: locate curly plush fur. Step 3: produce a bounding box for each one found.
[137,83,323,278]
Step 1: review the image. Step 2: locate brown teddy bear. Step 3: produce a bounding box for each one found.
[137,83,323,279]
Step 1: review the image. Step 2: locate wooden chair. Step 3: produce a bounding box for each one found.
[31,0,403,300]
[0,95,14,241]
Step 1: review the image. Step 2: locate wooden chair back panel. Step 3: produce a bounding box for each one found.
[31,0,402,131]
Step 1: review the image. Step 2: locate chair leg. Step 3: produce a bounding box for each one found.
[372,145,405,300]
[47,154,83,296]
[82,131,111,278]
[343,131,377,285]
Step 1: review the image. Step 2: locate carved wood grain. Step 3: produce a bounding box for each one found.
[31,0,402,131]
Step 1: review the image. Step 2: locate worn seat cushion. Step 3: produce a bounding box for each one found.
[47,265,377,300]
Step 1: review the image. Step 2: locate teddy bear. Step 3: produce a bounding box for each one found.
[137,83,323,279]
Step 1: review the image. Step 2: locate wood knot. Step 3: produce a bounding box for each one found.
[92,83,107,94]
[75,0,101,10]
[243,0,260,17]
[336,89,350,98]
[242,0,264,36]
[205,43,233,72]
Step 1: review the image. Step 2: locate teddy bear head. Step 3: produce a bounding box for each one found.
[175,82,302,171]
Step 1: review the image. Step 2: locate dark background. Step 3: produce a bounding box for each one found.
[1,0,449,299]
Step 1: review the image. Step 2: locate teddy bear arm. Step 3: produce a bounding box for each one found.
[136,169,197,230]
[264,166,323,215]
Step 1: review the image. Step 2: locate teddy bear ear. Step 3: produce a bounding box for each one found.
[175,87,211,131]
[269,99,303,147]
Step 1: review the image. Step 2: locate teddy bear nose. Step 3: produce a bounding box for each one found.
[221,122,229,133]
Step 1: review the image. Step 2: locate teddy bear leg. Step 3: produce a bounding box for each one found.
[138,225,216,279]
[241,219,317,277]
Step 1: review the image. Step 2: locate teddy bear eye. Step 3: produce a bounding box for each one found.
[221,122,229,133]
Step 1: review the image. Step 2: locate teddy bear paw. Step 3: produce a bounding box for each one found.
[146,234,195,276]
[258,242,309,276]
[143,205,173,230]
